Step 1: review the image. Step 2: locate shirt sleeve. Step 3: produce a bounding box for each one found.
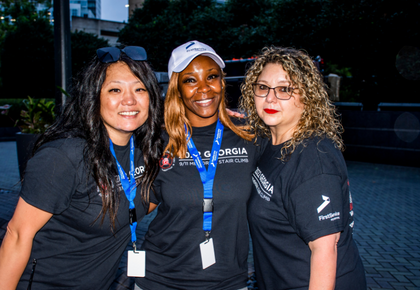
[20,146,78,214]
[149,180,162,204]
[256,136,269,160]
[286,173,345,244]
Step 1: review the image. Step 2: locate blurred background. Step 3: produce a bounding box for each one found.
[0,0,419,166]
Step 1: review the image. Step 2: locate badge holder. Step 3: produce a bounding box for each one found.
[127,208,145,277]
[200,199,216,269]
[110,137,145,277]
[186,119,224,270]
[200,236,216,269]
[127,242,146,277]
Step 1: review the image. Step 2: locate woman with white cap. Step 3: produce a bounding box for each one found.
[134,40,264,290]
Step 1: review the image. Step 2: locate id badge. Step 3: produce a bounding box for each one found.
[127,250,146,277]
[199,238,216,269]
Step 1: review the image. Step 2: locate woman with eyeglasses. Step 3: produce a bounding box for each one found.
[0,46,164,289]
[134,40,264,290]
[239,47,366,290]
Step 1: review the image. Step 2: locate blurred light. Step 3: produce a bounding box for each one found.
[125,4,129,7]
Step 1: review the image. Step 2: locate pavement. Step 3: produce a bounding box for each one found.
[0,140,419,290]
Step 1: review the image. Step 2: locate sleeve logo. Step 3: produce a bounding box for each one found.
[317,195,341,222]
[159,152,174,171]
[317,195,330,213]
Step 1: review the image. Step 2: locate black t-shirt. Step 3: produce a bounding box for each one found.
[248,136,366,290]
[17,137,147,290]
[136,121,263,290]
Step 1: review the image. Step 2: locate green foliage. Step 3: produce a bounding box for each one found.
[0,0,109,99]
[0,101,20,127]
[325,63,352,78]
[339,82,361,103]
[0,0,54,99]
[320,0,419,106]
[395,46,420,81]
[224,0,275,27]
[119,0,419,105]
[0,98,55,127]
[16,96,55,134]
[71,30,109,77]
[219,0,278,59]
[0,99,27,125]
[0,0,52,42]
[0,98,27,106]
[119,0,227,70]
[0,0,418,106]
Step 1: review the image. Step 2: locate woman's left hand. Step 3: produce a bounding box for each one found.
[148,202,158,214]
[308,232,341,290]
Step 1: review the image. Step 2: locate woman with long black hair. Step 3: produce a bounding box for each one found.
[0,46,164,289]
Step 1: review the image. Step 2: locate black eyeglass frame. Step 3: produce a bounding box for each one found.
[96,46,147,63]
[252,83,297,100]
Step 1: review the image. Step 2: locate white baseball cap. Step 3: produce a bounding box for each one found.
[168,40,225,79]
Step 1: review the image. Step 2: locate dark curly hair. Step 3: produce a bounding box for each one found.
[239,46,344,160]
[33,53,164,227]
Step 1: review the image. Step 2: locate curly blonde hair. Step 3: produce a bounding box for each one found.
[239,46,344,160]
[165,69,254,158]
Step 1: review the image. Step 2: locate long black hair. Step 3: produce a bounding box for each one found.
[33,53,164,227]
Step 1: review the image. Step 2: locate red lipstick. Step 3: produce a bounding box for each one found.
[264,109,278,114]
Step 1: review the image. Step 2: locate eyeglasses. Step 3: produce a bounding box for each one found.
[252,83,297,100]
[96,46,147,63]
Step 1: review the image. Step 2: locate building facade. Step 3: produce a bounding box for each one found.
[36,0,101,21]
[71,16,125,46]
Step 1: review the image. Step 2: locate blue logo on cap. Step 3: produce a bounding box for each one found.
[186,42,195,49]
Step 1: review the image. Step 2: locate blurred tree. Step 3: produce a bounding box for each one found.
[0,0,52,91]
[2,0,417,104]
[0,1,55,99]
[71,30,109,79]
[0,0,110,99]
[118,0,227,70]
[119,0,330,69]
[224,0,274,27]
[323,0,420,105]
[118,0,419,105]
[0,0,52,41]
[271,0,328,53]
[220,0,278,59]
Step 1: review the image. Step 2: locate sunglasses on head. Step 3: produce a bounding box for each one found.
[96,46,147,63]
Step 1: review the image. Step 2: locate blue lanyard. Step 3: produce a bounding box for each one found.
[109,136,137,248]
[185,119,224,240]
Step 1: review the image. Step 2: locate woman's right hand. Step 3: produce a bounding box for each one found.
[0,197,52,289]
[226,108,245,119]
